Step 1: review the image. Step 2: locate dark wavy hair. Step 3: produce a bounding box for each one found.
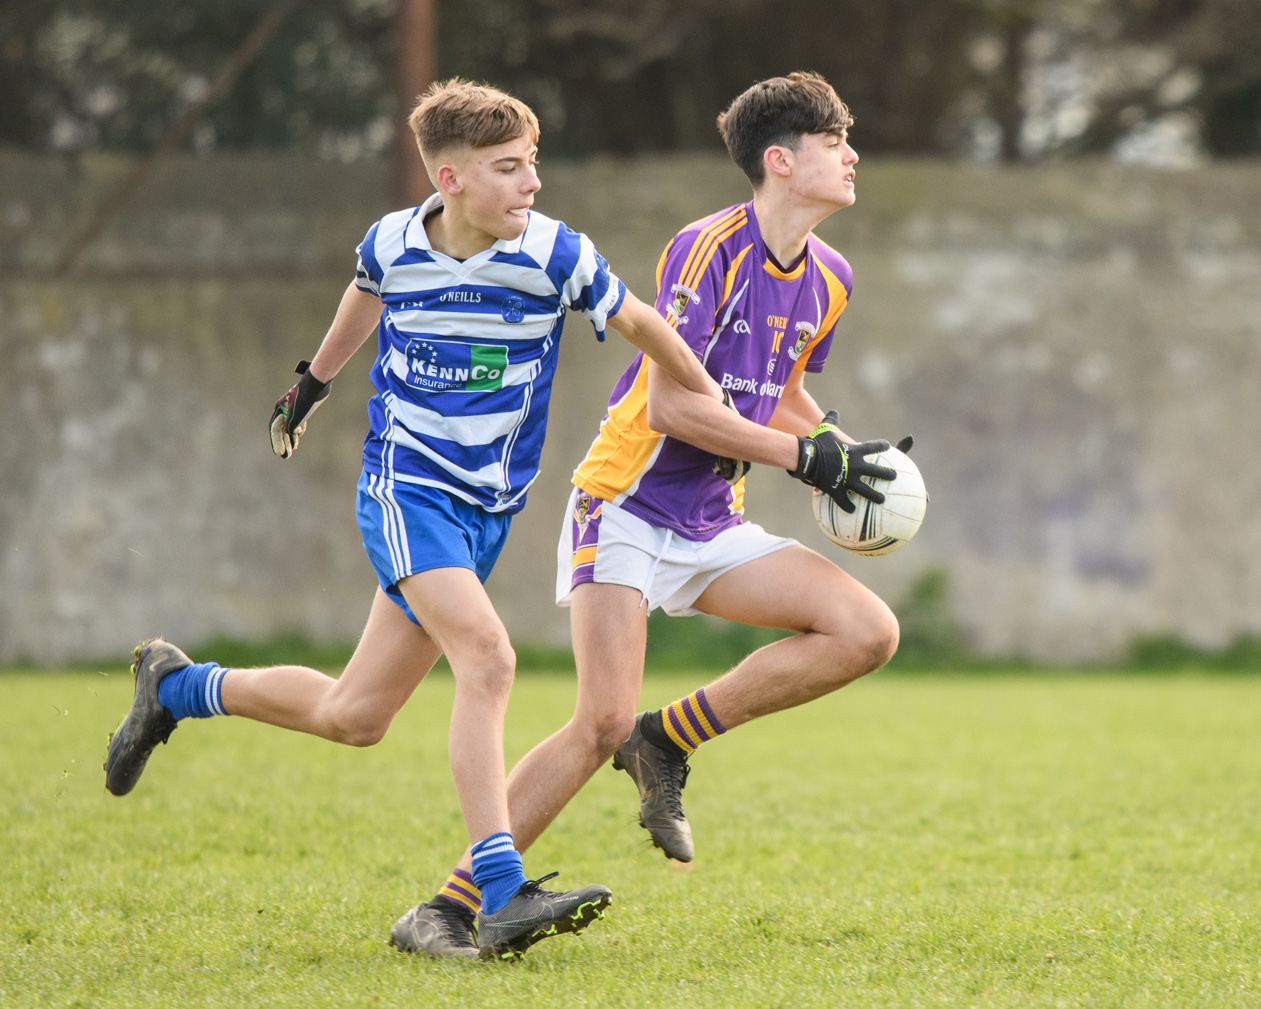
[717,72,854,186]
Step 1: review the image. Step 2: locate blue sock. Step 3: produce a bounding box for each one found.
[156,662,230,721]
[471,832,525,916]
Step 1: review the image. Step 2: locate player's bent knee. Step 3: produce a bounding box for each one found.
[823,602,898,684]
[586,709,636,761]
[339,720,390,748]
[324,704,393,747]
[861,607,900,674]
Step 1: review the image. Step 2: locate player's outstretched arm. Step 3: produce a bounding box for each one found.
[644,360,799,469]
[606,291,723,401]
[270,281,381,458]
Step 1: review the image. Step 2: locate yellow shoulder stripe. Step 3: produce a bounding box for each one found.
[718,243,755,311]
[674,207,744,296]
[682,211,748,293]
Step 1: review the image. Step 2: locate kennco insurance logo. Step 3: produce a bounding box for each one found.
[406,339,508,393]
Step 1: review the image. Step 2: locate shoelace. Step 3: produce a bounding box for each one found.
[659,752,691,819]
[516,871,561,898]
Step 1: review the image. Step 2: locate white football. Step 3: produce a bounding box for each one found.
[812,446,927,556]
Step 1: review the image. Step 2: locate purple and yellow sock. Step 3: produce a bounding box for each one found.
[438,867,481,914]
[661,687,726,754]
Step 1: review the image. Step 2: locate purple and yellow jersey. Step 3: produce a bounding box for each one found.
[572,202,852,540]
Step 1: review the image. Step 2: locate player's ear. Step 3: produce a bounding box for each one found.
[435,162,463,197]
[763,145,793,181]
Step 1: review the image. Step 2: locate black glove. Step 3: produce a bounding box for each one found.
[788,410,895,513]
[270,360,331,459]
[713,388,752,485]
[895,435,913,454]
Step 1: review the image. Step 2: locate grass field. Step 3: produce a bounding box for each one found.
[3,668,1259,1008]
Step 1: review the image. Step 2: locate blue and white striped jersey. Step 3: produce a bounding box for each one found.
[354,193,626,514]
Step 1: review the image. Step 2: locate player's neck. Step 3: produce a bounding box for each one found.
[424,204,498,261]
[751,189,834,268]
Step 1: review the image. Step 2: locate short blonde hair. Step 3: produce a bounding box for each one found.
[407,78,540,157]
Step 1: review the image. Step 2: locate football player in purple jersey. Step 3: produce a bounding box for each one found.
[414,72,909,947]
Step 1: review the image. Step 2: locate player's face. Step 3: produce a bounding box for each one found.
[456,134,542,241]
[790,131,858,210]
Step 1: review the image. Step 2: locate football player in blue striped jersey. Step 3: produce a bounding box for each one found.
[103,78,741,962]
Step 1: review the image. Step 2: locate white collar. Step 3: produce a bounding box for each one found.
[406,192,526,259]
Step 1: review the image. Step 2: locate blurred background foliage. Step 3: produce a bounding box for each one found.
[3,0,1260,165]
[53,568,1261,673]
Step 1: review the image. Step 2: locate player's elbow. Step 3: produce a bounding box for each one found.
[645,387,691,439]
[645,394,675,436]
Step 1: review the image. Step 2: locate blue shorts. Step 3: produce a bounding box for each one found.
[356,472,512,625]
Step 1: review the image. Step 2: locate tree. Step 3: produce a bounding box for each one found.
[2,0,1258,161]
[0,0,395,156]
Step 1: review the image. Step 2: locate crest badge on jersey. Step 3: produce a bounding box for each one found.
[668,283,700,326]
[501,295,525,324]
[787,321,817,361]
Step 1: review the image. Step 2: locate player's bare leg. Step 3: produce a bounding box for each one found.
[107,566,520,844]
[405,584,640,958]
[614,544,898,859]
[690,544,899,727]
[104,589,438,796]
[443,582,648,882]
[391,567,612,960]
[504,582,647,847]
[144,566,519,842]
[392,566,518,845]
[221,588,440,744]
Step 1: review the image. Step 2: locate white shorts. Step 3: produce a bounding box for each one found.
[555,486,797,616]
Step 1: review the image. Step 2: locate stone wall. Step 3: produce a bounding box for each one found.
[3,150,1259,664]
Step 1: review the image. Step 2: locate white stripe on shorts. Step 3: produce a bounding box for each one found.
[369,473,411,578]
